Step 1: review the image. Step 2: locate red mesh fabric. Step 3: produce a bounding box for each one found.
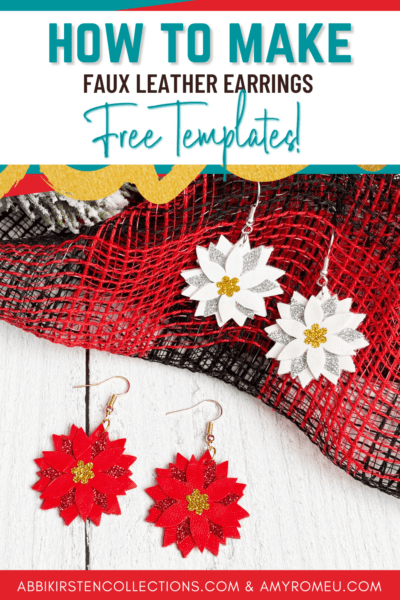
[1,174,400,498]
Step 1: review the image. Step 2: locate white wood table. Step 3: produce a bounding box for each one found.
[0,319,398,570]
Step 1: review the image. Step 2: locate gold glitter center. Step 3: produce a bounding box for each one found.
[216,276,240,298]
[71,460,95,485]
[186,489,209,516]
[304,323,327,348]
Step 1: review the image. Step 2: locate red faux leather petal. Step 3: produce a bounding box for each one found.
[41,498,61,510]
[177,535,195,558]
[206,478,237,502]
[207,503,240,527]
[156,477,188,500]
[32,478,50,492]
[163,528,177,547]
[216,461,229,479]
[42,451,75,473]
[91,473,131,495]
[104,494,121,515]
[146,485,167,502]
[72,428,92,462]
[186,456,204,490]
[35,458,48,470]
[156,468,172,478]
[199,450,213,464]
[118,455,136,470]
[107,438,126,449]
[89,503,103,526]
[175,454,189,471]
[146,507,162,523]
[40,474,74,499]
[205,533,220,556]
[92,447,124,473]
[228,503,250,521]
[75,483,94,522]
[155,502,188,528]
[224,526,240,539]
[189,513,210,553]
[89,424,106,442]
[60,504,79,526]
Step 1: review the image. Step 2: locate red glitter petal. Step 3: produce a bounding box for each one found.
[93,489,108,510]
[61,438,73,455]
[40,467,62,481]
[105,465,127,478]
[219,493,240,507]
[60,489,76,511]
[176,518,191,544]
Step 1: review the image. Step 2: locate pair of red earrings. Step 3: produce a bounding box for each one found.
[33,377,249,558]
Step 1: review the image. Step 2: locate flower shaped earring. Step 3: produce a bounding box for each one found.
[33,376,137,526]
[145,400,249,558]
[265,232,369,388]
[181,183,286,327]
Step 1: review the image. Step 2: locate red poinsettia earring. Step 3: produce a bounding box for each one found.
[33,376,137,526]
[145,399,249,558]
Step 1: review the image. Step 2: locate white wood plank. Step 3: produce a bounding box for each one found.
[87,351,400,570]
[0,321,86,570]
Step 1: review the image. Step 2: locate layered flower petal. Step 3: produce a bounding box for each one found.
[73,428,92,462]
[206,478,238,502]
[189,512,210,552]
[225,245,243,278]
[304,295,323,327]
[278,339,307,361]
[191,282,220,302]
[155,502,188,528]
[186,456,205,490]
[323,312,353,334]
[235,290,266,316]
[42,451,75,473]
[156,477,188,500]
[277,319,306,339]
[306,346,325,380]
[92,447,124,473]
[218,293,236,325]
[75,483,94,522]
[324,334,355,356]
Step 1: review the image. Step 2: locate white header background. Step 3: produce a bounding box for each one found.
[0,11,398,165]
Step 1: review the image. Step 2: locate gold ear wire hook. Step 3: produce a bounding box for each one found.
[73,376,130,435]
[166,399,223,460]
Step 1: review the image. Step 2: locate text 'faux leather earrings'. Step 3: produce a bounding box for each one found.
[265,232,369,388]
[145,400,249,558]
[181,182,286,327]
[33,377,137,526]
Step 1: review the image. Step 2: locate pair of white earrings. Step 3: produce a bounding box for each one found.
[181,184,369,388]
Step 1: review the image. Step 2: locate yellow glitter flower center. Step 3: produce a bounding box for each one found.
[71,460,95,485]
[304,323,327,348]
[186,489,209,516]
[216,275,240,298]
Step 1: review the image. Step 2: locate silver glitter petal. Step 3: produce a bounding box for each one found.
[235,302,254,319]
[291,353,308,376]
[209,243,226,267]
[249,279,277,294]
[321,296,338,318]
[186,273,211,287]
[268,329,295,345]
[242,246,262,274]
[336,328,363,343]
[324,350,340,376]
[204,298,219,317]
[290,298,306,324]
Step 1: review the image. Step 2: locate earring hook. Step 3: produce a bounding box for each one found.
[316,231,335,290]
[239,181,261,245]
[166,399,223,461]
[73,376,130,435]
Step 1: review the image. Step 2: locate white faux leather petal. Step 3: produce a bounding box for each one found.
[182,285,196,297]
[324,334,355,356]
[239,269,272,289]
[304,295,323,327]
[218,293,236,325]
[338,355,356,373]
[336,298,353,313]
[298,368,314,388]
[260,285,283,298]
[276,319,305,339]
[198,260,225,283]
[196,246,209,266]
[194,301,206,317]
[349,337,369,350]
[191,282,220,301]
[235,290,266,316]
[260,246,274,266]
[264,323,280,334]
[267,342,285,359]
[306,346,325,379]
[323,312,352,334]
[181,268,202,281]
[216,235,233,255]
[232,308,248,327]
[277,338,307,361]
[262,266,286,281]
[321,368,340,386]
[277,302,291,319]
[277,359,292,374]
[293,291,308,306]
[225,244,243,278]
[346,313,366,330]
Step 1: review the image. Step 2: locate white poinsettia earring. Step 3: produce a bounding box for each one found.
[265,232,369,388]
[181,183,285,328]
